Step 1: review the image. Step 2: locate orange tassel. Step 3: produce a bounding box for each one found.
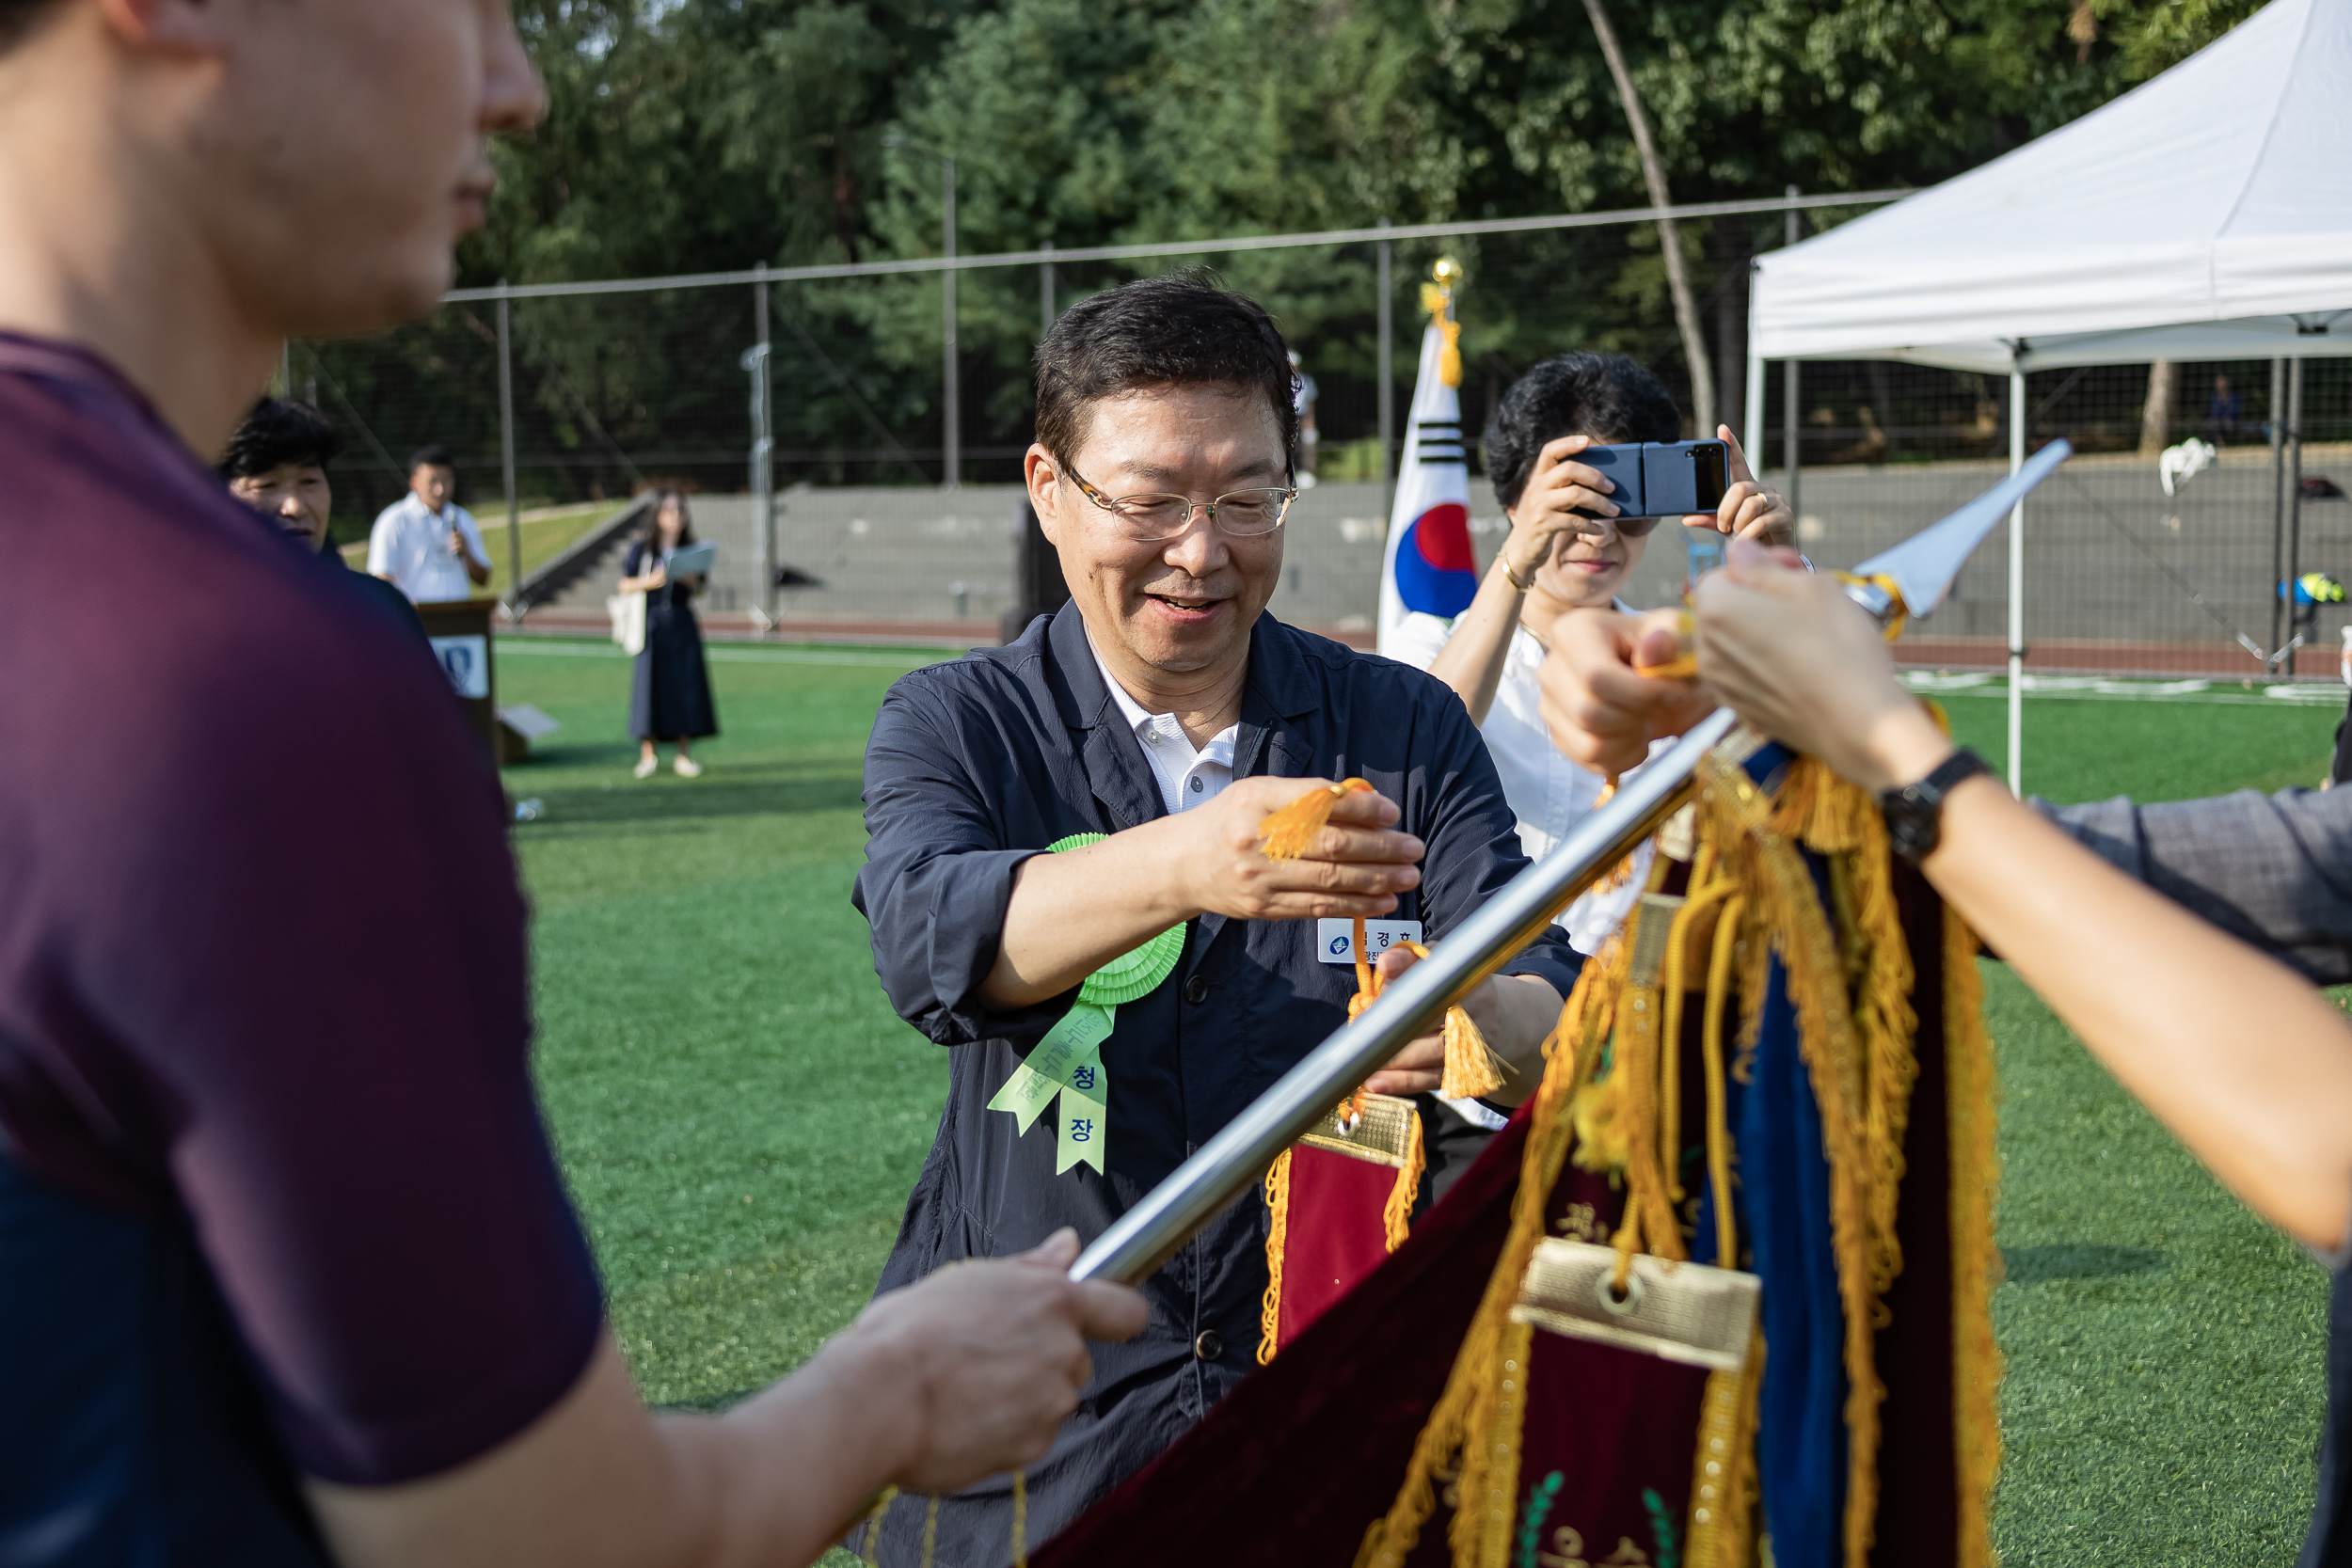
[1257,777,1375,861]
[1344,933,1503,1104]
[1439,1005,1506,1101]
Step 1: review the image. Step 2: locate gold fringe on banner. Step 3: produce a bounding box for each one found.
[1355,737,1994,1568]
[1945,909,2005,1568]
[1258,1148,1293,1369]
[1683,1330,1764,1568]
[1701,751,1892,1567]
[1353,958,1598,1568]
[1354,736,1998,1568]
[1385,1122,1428,1252]
[1258,898,1433,1365]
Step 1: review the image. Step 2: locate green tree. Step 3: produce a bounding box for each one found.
[342,0,2275,495]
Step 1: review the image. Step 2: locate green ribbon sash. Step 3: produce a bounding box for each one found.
[986,832,1185,1174]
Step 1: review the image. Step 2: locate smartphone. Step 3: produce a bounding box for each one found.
[1575,438,1729,521]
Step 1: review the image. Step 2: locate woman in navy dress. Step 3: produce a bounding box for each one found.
[617,488,718,777]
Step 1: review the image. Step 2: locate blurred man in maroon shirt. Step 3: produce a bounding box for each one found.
[0,5,1139,1566]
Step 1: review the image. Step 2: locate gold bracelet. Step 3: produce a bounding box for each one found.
[1499,555,1534,593]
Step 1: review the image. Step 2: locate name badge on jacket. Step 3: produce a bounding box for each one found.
[1314,918,1424,964]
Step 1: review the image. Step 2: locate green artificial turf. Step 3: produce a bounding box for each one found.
[493,639,2344,1560]
[497,639,954,1415]
[1929,684,2344,806]
[1985,963,2333,1561]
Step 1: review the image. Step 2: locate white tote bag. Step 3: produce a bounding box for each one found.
[607,589,647,656]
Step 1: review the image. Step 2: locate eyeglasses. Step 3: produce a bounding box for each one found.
[1061,463,1296,542]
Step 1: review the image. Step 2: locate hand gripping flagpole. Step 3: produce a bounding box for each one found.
[1070,440,2073,1287]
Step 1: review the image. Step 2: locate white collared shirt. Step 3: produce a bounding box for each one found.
[1089,641,1240,816]
[367,493,488,605]
[1387,607,1663,956]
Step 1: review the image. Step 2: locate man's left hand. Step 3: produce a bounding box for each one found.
[1359,944,1557,1105]
[1682,425,1794,546]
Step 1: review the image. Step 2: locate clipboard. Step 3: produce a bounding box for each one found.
[665,541,717,578]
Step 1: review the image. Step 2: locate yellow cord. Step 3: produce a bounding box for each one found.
[1010,1471,1028,1568]
[919,1497,940,1568]
[858,1487,898,1565]
[1661,874,1740,1206]
[1258,1148,1292,1365]
[1383,1114,1426,1252]
[1702,895,1747,1267]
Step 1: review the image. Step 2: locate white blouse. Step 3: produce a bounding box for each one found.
[1385,609,1661,957]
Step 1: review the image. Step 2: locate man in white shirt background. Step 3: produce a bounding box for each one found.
[368,442,490,603]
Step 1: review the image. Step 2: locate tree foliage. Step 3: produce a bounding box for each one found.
[406,0,2273,491]
[469,0,2271,286]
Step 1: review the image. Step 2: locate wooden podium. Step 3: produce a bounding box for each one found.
[415,599,499,763]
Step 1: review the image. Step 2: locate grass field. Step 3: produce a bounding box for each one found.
[494,637,2344,1561]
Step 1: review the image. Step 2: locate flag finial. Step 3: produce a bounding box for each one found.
[1419,259,1464,389]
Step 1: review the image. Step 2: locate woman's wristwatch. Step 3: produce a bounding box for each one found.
[1880,747,1991,863]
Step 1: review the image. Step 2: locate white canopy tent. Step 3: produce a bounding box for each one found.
[1742,0,2352,790]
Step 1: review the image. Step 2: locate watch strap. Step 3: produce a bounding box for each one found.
[1880,747,1991,863]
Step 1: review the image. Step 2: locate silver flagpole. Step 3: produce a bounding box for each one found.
[1071,706,1737,1285]
[1070,441,2074,1286]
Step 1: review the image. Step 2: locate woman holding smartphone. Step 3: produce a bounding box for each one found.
[1386,353,1792,949]
[1382,353,1791,1186]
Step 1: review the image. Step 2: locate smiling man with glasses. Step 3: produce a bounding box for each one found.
[851,270,1581,1562]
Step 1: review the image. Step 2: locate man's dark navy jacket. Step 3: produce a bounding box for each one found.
[851,603,1582,1565]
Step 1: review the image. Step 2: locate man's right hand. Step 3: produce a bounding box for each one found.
[983,775,1424,1007]
[834,1228,1146,1496]
[309,1230,1145,1568]
[1535,606,1718,777]
[1171,774,1422,923]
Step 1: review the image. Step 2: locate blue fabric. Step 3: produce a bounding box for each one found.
[0,1143,331,1568]
[1687,739,1845,1568]
[1740,958,1848,1568]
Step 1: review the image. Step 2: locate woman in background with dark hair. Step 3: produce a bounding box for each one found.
[615,487,718,777]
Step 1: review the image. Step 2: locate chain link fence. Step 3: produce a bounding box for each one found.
[294,192,2352,676]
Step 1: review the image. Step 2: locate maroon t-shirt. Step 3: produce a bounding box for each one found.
[0,334,602,1485]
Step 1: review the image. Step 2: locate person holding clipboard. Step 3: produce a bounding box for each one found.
[616,487,719,777]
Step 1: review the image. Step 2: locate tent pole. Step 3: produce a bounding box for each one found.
[2270,357,2288,667]
[1741,330,1764,475]
[2287,356,2308,673]
[2008,368,2026,796]
[1782,191,1801,522]
[1785,364,1801,522]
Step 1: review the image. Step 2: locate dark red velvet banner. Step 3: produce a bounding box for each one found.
[1272,1146,1407,1351]
[1038,858,1979,1568]
[1510,1336,1712,1567]
[1035,1114,1532,1568]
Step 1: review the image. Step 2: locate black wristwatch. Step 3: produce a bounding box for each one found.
[1880,748,1992,863]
